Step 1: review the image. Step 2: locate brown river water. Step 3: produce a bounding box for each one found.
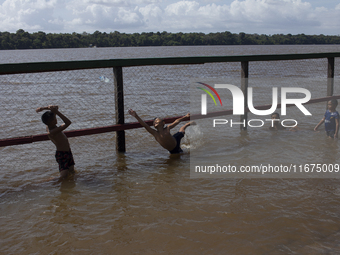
[1,45,340,254]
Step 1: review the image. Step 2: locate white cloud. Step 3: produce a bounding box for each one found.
[228,0,312,24]
[116,8,141,24]
[0,0,339,35]
[165,1,200,16]
[139,3,162,17]
[0,0,60,32]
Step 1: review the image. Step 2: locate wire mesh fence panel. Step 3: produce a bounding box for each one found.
[123,62,241,152]
[242,59,335,133]
[0,69,116,139]
[247,59,329,103]
[0,68,117,174]
[250,58,328,78]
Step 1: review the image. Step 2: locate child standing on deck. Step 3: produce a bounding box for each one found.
[36,105,75,179]
[128,109,195,154]
[314,99,339,139]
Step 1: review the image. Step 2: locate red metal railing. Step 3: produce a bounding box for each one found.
[1,95,339,148]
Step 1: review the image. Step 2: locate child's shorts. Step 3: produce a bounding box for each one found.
[169,132,184,154]
[55,150,75,172]
[326,130,335,138]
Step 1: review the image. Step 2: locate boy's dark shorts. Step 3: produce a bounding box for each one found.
[169,132,184,154]
[55,150,75,172]
[326,130,335,138]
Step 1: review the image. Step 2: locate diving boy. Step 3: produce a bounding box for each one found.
[314,99,339,139]
[128,109,194,154]
[36,105,75,179]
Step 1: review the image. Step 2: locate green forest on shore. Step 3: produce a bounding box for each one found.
[1,29,340,50]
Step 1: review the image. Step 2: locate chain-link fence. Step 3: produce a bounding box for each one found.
[0,55,339,173]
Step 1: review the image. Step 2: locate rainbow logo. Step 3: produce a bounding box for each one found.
[197,82,222,106]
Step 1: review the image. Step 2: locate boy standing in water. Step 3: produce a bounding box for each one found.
[314,99,339,139]
[128,109,194,154]
[268,112,286,131]
[36,105,75,179]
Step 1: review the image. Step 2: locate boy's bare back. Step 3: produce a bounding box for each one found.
[48,129,71,151]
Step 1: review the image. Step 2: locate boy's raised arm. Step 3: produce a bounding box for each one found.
[52,107,71,127]
[167,113,190,130]
[36,105,60,113]
[36,105,51,112]
[128,109,156,135]
[48,106,72,136]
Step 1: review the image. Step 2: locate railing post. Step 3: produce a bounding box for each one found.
[327,57,335,97]
[113,66,126,152]
[240,61,249,130]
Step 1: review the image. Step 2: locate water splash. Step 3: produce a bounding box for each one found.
[182,124,205,150]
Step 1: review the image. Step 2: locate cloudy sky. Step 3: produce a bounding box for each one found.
[0,0,339,35]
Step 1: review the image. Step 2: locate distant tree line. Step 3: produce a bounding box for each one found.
[1,29,339,50]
